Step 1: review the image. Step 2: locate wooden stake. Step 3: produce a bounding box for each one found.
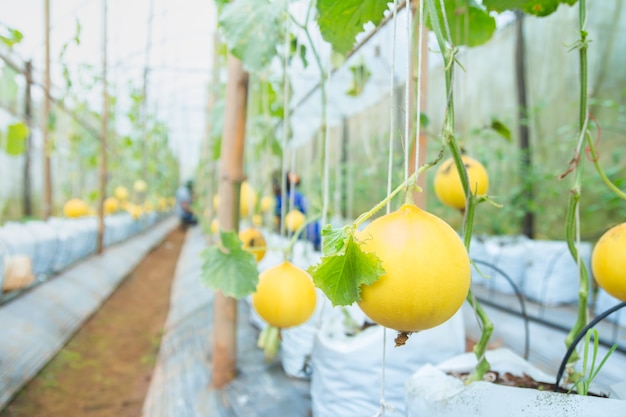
[211,54,249,389]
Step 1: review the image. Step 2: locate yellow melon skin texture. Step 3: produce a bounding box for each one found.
[252,261,317,328]
[592,222,626,301]
[63,199,89,218]
[285,209,306,232]
[239,227,266,262]
[434,156,489,210]
[357,204,471,332]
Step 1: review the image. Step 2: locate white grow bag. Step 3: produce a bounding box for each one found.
[472,235,530,295]
[405,348,625,417]
[523,240,592,305]
[311,309,466,417]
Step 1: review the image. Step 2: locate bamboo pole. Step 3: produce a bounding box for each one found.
[97,0,109,254]
[211,54,249,389]
[42,0,52,218]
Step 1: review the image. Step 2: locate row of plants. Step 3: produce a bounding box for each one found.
[199,0,625,414]
[0,21,180,224]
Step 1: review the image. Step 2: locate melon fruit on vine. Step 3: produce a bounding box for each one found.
[357,204,471,332]
[434,155,489,210]
[252,261,316,328]
[592,222,626,301]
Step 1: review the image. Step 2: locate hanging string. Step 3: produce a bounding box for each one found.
[313,28,334,371]
[413,0,425,178]
[279,6,291,241]
[386,0,399,213]
[322,56,332,232]
[403,5,413,182]
[374,3,401,416]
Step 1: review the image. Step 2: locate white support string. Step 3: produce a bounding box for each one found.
[279,6,291,240]
[322,59,332,229]
[386,0,399,214]
[414,0,425,178]
[375,2,401,416]
[404,5,412,182]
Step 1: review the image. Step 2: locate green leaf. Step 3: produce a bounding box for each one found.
[321,225,349,256]
[308,233,384,306]
[5,122,29,156]
[426,0,496,47]
[0,28,23,48]
[490,119,512,142]
[317,0,390,55]
[219,0,285,72]
[289,33,308,68]
[345,60,371,97]
[483,0,576,17]
[200,230,259,299]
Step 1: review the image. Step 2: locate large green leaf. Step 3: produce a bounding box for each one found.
[317,0,390,55]
[308,231,384,306]
[483,0,577,17]
[200,230,259,299]
[5,122,29,156]
[219,0,285,72]
[426,0,496,47]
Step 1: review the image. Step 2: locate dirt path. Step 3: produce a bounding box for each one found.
[0,227,187,417]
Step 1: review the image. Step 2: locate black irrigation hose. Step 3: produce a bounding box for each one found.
[472,259,531,360]
[554,301,626,391]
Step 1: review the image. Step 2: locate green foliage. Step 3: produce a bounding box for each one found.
[0,24,23,48]
[425,0,496,47]
[316,0,390,55]
[484,0,577,17]
[219,0,286,72]
[3,122,29,156]
[308,226,384,306]
[200,230,259,299]
[489,119,512,142]
[289,33,308,68]
[345,60,371,97]
[571,329,618,395]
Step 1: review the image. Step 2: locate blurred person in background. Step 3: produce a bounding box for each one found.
[273,172,321,251]
[176,179,197,229]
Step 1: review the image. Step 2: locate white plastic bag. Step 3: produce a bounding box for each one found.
[311,308,466,417]
[523,240,592,305]
[475,235,530,295]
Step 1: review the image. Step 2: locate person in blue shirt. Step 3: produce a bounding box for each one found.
[273,172,321,251]
[175,180,197,229]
